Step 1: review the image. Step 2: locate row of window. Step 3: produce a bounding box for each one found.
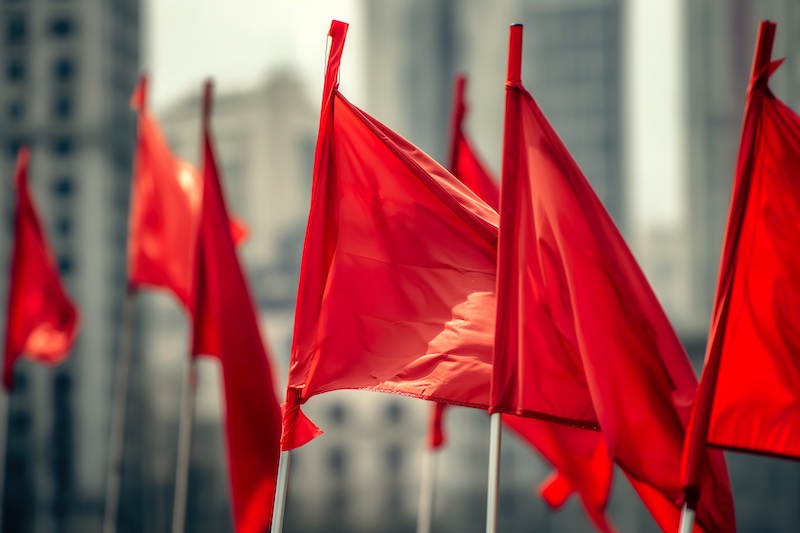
[6,56,76,83]
[326,400,407,426]
[6,137,73,158]
[6,14,77,46]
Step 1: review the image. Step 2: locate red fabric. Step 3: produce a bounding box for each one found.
[128,75,247,309]
[503,415,616,533]
[428,402,446,449]
[191,85,281,533]
[492,25,735,532]
[448,75,499,210]
[3,148,79,391]
[684,21,800,488]
[283,20,499,450]
[442,72,616,531]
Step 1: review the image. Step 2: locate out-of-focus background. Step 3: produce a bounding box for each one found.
[1,0,799,532]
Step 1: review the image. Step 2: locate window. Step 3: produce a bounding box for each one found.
[53,58,75,82]
[53,96,73,120]
[54,217,71,237]
[328,447,346,477]
[58,255,72,274]
[8,139,25,158]
[6,58,24,81]
[49,17,75,38]
[52,177,74,198]
[6,16,25,45]
[7,101,24,122]
[328,403,347,426]
[52,137,73,157]
[385,444,402,473]
[385,400,403,424]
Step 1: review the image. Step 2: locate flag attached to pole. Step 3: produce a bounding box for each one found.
[684,19,800,492]
[282,20,499,450]
[127,74,246,309]
[3,148,79,391]
[433,72,616,532]
[191,82,282,533]
[492,25,735,532]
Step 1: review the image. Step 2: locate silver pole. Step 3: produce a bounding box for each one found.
[485,413,502,533]
[270,450,291,533]
[102,292,136,533]
[416,446,438,533]
[0,389,10,533]
[171,358,198,533]
[678,502,696,533]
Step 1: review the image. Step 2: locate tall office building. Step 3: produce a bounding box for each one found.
[684,0,800,328]
[0,1,140,531]
[364,0,627,231]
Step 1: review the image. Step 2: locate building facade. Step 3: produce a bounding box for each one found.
[0,1,140,531]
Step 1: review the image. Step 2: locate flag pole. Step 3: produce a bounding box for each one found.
[102,291,136,533]
[416,446,438,533]
[0,388,11,532]
[485,412,502,533]
[270,450,291,533]
[678,503,695,533]
[171,358,198,533]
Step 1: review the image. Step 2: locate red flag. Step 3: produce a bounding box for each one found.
[448,75,500,210]
[492,25,735,532]
[282,20,499,450]
[191,82,281,533]
[684,20,800,492]
[435,73,616,532]
[127,74,247,309]
[3,148,79,391]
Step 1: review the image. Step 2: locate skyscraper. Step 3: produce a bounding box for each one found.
[0,1,140,531]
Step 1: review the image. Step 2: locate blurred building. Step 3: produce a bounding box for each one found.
[132,71,317,531]
[364,0,627,231]
[683,0,800,329]
[0,1,140,532]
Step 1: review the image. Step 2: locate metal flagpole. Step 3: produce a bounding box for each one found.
[416,446,439,533]
[171,358,198,533]
[270,450,291,533]
[0,388,11,532]
[485,413,502,533]
[678,503,696,533]
[102,291,136,533]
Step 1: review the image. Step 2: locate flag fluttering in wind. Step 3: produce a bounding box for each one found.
[3,148,79,391]
[282,20,500,450]
[683,19,800,498]
[492,25,735,532]
[127,75,246,309]
[191,83,282,533]
[430,73,616,532]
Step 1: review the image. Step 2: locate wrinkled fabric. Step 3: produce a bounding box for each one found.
[191,86,281,533]
[128,75,246,309]
[684,20,800,487]
[492,25,734,533]
[283,20,499,450]
[434,73,616,531]
[3,148,79,391]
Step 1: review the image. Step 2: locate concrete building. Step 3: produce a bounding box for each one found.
[0,1,140,531]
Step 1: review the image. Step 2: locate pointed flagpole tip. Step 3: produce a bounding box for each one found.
[751,20,777,81]
[507,24,524,84]
[14,145,30,189]
[202,80,214,127]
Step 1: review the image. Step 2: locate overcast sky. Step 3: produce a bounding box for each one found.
[145,0,683,228]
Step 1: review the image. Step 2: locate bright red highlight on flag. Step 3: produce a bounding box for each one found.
[684,19,800,491]
[127,74,247,310]
[191,82,282,533]
[282,20,500,450]
[493,25,735,532]
[3,148,79,391]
